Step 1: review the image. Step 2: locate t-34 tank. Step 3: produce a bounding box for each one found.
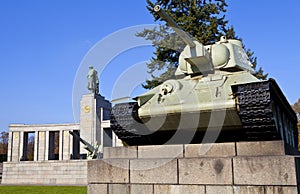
[111,5,298,148]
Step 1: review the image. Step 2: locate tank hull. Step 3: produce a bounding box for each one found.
[111,77,298,148]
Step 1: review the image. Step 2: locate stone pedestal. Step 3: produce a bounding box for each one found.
[87,141,300,194]
[80,93,112,155]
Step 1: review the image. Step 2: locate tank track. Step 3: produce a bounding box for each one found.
[233,79,298,148]
[111,102,176,145]
[110,102,152,145]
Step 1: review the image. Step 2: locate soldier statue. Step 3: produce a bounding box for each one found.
[87,66,99,94]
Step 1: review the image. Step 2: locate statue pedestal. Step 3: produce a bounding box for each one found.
[80,93,112,156]
[87,141,300,193]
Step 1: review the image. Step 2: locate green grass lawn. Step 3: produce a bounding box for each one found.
[0,186,87,194]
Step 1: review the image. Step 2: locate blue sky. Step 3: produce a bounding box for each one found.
[0,1,299,132]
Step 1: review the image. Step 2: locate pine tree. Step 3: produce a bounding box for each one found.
[137,0,267,89]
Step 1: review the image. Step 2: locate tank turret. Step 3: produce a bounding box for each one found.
[111,5,298,149]
[154,5,254,76]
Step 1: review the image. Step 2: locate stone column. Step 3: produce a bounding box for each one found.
[7,132,13,162]
[19,131,24,161]
[34,131,38,161]
[11,131,20,162]
[62,130,70,160]
[45,131,49,160]
[38,131,46,161]
[59,130,63,160]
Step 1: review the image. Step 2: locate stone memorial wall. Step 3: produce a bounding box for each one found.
[2,93,113,185]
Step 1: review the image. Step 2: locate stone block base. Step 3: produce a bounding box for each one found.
[88,184,297,194]
[2,160,87,185]
[88,141,300,194]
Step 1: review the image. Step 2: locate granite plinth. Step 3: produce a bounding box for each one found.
[88,140,300,194]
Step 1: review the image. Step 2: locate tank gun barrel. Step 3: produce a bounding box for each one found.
[69,131,95,154]
[154,5,196,48]
[69,131,103,159]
